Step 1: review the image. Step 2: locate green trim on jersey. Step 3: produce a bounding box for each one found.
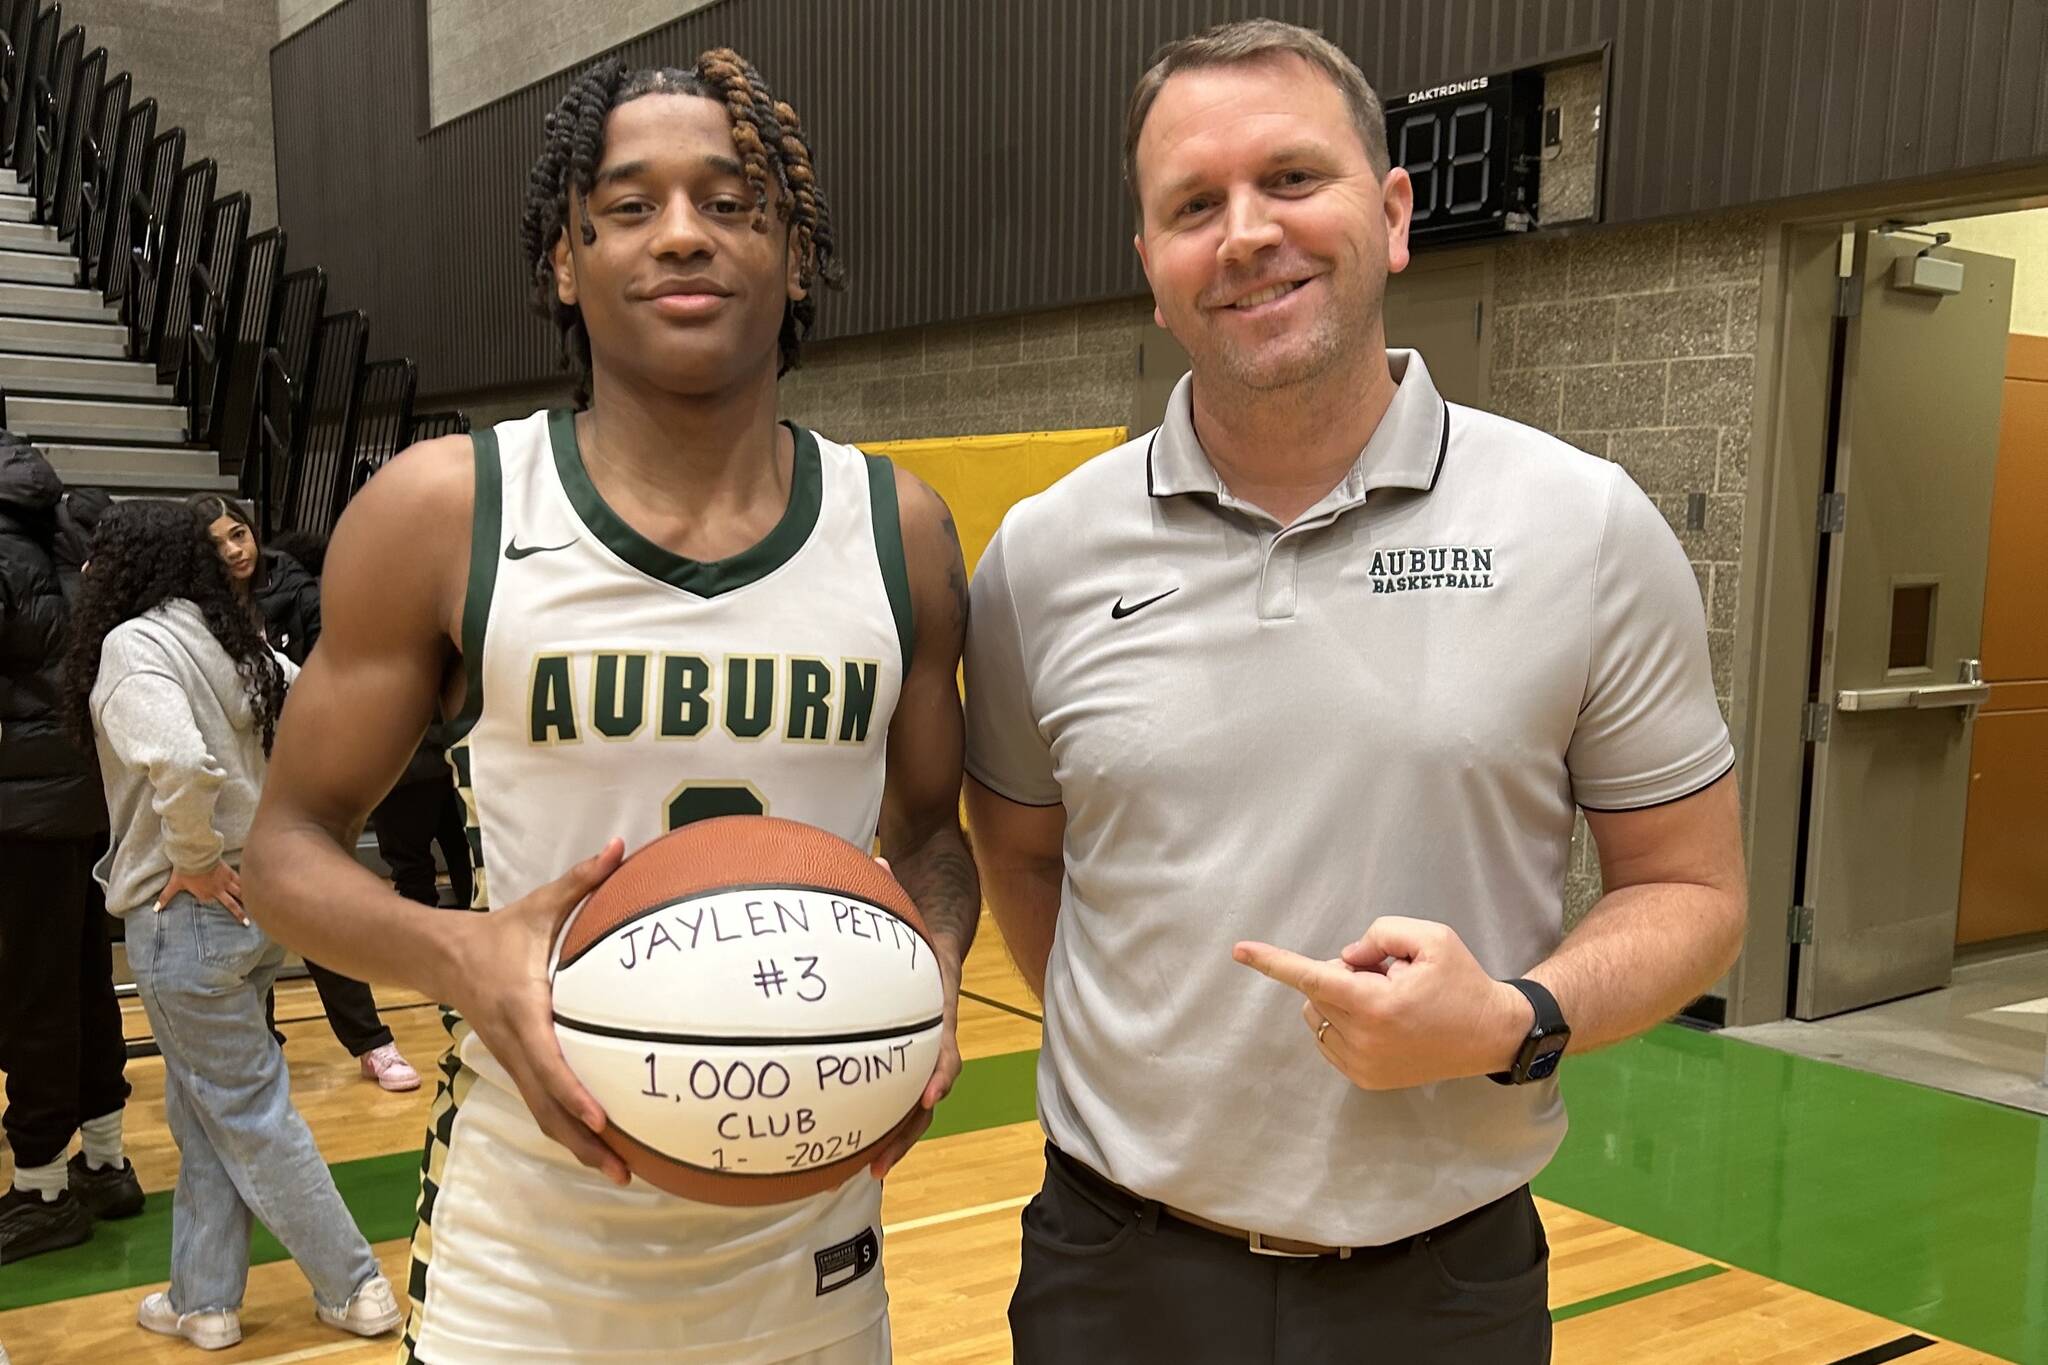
[450,426,503,741]
[862,453,914,676]
[546,408,823,598]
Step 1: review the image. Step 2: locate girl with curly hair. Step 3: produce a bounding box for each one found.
[62,499,401,1352]
[186,493,422,1094]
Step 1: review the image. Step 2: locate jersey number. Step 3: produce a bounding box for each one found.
[665,780,769,831]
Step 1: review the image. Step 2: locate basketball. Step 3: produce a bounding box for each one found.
[549,816,946,1205]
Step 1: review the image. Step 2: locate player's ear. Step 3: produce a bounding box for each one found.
[552,218,578,308]
[785,226,807,304]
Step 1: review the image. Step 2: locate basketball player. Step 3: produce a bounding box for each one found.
[243,51,979,1364]
[965,20,1747,1363]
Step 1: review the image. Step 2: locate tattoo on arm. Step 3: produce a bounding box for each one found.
[935,500,968,634]
[893,826,980,957]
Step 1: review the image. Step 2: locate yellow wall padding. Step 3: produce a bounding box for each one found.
[865,427,1129,574]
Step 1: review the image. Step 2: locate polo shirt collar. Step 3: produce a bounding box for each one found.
[1146,348,1450,504]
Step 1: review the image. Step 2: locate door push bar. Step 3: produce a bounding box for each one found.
[1836,659,1989,713]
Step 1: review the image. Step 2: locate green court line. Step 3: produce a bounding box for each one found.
[1549,1262,1729,1322]
[1533,1025,2048,1364]
[0,1047,1041,1314]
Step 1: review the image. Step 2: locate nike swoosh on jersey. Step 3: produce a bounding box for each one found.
[1110,588,1179,619]
[504,537,578,560]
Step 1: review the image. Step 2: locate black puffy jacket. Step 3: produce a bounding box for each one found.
[0,438,109,839]
[252,547,322,666]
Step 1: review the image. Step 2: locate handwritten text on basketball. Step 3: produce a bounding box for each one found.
[613,896,924,974]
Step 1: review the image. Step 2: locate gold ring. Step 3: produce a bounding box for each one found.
[1315,1019,1332,1045]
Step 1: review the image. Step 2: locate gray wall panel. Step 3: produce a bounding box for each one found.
[274,0,2048,400]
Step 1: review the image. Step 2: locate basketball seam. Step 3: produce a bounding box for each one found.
[606,1114,899,1180]
[551,1013,945,1047]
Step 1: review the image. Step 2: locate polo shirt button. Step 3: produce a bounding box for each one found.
[1258,544,1299,621]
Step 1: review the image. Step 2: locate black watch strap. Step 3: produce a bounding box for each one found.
[1488,978,1567,1085]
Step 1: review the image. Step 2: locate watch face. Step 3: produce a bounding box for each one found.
[1527,1037,1568,1080]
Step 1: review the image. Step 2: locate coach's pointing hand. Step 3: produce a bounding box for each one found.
[433,838,630,1185]
[1233,917,1536,1090]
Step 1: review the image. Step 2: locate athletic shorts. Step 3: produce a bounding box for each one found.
[400,1046,890,1364]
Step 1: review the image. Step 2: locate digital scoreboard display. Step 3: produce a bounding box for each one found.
[1384,69,1545,243]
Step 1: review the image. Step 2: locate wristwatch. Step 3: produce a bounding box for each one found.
[1488,978,1570,1085]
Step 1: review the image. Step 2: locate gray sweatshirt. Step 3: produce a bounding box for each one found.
[89,599,296,916]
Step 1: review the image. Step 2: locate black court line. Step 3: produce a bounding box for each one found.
[1824,1334,1936,1365]
[963,989,1042,1024]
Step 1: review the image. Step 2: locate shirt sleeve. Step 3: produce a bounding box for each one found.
[963,520,1061,806]
[1566,464,1735,811]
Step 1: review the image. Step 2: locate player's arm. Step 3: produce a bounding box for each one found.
[963,782,1063,999]
[243,438,627,1183]
[244,438,478,982]
[868,468,979,1177]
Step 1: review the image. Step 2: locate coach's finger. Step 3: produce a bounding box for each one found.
[1233,941,1357,1001]
[1311,1013,1369,1084]
[1340,915,1444,969]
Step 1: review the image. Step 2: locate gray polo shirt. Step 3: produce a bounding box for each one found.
[964,350,1733,1246]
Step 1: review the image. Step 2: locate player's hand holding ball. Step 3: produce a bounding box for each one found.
[1234,916,1533,1090]
[430,838,632,1185]
[865,936,963,1180]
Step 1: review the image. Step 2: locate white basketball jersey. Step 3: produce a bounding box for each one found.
[406,408,909,1365]
[453,407,908,935]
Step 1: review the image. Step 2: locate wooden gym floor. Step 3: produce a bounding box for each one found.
[2,913,2043,1364]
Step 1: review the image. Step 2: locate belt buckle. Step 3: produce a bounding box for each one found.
[1247,1231,1335,1260]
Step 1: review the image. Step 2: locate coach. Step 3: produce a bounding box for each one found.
[963,19,1747,1362]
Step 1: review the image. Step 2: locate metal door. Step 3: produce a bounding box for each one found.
[1795,228,2013,1018]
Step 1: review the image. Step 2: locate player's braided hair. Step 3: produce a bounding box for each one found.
[519,51,844,403]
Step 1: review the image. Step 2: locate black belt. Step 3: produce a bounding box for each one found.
[1045,1143,1521,1262]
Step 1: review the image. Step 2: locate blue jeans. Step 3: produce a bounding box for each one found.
[127,892,379,1314]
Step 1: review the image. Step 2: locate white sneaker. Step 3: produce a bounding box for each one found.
[137,1291,242,1350]
[317,1273,403,1337]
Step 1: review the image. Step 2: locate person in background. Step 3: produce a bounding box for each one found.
[370,712,474,911]
[267,528,328,579]
[186,495,419,1092]
[267,521,474,912]
[0,432,142,1264]
[62,498,401,1352]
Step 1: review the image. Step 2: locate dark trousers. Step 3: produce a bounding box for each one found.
[1009,1144,1551,1364]
[372,777,473,910]
[277,960,393,1058]
[257,777,474,1058]
[0,834,131,1169]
